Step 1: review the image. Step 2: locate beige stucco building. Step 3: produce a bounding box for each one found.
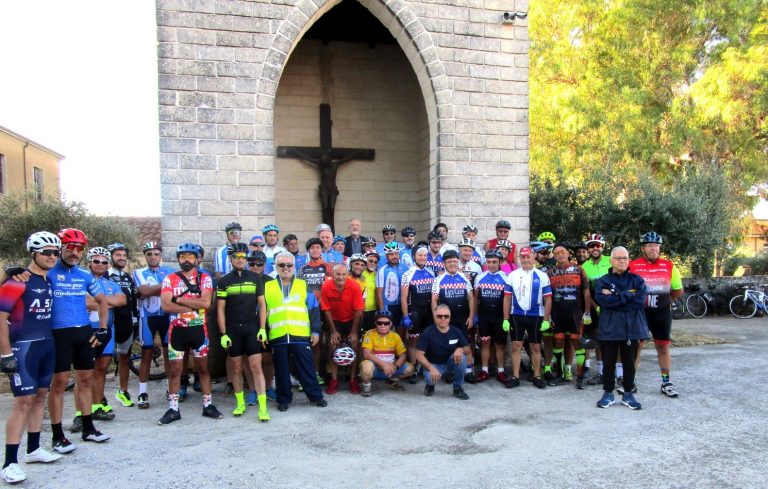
[0,125,63,200]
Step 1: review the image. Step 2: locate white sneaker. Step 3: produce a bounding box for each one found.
[24,447,63,464]
[82,430,110,443]
[1,463,27,484]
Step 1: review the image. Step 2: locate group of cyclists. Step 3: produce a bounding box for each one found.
[0,218,682,484]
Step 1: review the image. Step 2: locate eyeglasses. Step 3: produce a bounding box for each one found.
[91,259,109,265]
[38,249,61,257]
[277,263,294,269]
[232,253,247,260]
[375,321,391,326]
[228,230,241,235]
[436,314,450,319]
[64,244,85,252]
[144,251,161,256]
[587,243,603,249]
[248,261,265,267]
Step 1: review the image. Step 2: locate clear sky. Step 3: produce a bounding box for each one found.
[0,1,160,216]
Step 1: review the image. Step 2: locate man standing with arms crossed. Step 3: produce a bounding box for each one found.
[214,222,242,282]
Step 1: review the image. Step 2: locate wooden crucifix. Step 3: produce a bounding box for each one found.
[276,103,375,232]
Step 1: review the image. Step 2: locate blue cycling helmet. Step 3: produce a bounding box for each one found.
[641,231,663,244]
[333,235,346,244]
[383,241,400,254]
[176,243,200,258]
[263,224,279,234]
[485,249,503,260]
[530,241,554,253]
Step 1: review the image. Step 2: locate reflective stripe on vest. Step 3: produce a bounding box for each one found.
[265,279,310,340]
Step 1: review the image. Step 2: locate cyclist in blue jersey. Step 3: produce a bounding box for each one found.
[425,231,445,275]
[1,232,63,484]
[282,234,306,273]
[318,225,344,265]
[375,224,401,256]
[473,250,508,383]
[458,238,482,285]
[107,243,139,408]
[214,221,241,281]
[133,241,174,409]
[400,245,435,379]
[461,225,485,265]
[376,242,409,339]
[502,246,552,389]
[431,250,476,383]
[47,228,110,450]
[399,227,417,268]
[262,224,287,260]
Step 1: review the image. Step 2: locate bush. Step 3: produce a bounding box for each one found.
[723,251,768,276]
[0,193,139,265]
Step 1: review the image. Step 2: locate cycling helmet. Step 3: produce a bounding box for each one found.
[333,235,346,244]
[262,224,279,234]
[247,250,267,262]
[59,228,88,246]
[537,231,556,243]
[530,241,554,253]
[362,235,377,246]
[349,253,366,264]
[442,250,460,261]
[458,238,476,248]
[332,345,356,366]
[485,249,503,260]
[427,230,444,242]
[87,247,112,262]
[305,237,323,251]
[640,231,663,245]
[227,242,249,255]
[143,241,162,252]
[176,242,200,258]
[496,239,512,250]
[382,224,396,233]
[107,243,128,254]
[585,233,606,246]
[573,241,588,251]
[495,220,512,230]
[374,309,393,320]
[383,242,400,254]
[364,250,380,260]
[224,221,242,232]
[26,231,61,253]
[316,223,332,233]
[462,224,478,234]
[282,233,298,245]
[401,226,416,237]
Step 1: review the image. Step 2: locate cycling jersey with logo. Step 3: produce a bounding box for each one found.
[461,261,482,286]
[133,266,174,318]
[298,260,331,297]
[377,263,409,306]
[400,247,414,268]
[214,243,232,276]
[629,257,682,311]
[108,268,138,324]
[89,276,124,328]
[474,270,508,313]
[581,255,611,292]
[432,272,473,317]
[547,264,588,312]
[161,270,213,328]
[401,266,436,308]
[216,269,264,326]
[504,268,552,317]
[0,271,53,342]
[49,262,102,329]
[425,251,444,275]
[362,329,406,363]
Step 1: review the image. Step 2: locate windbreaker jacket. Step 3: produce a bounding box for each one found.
[594,268,650,341]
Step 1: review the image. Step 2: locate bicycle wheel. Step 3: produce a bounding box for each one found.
[128,340,167,381]
[686,294,708,318]
[729,295,757,319]
[671,297,685,320]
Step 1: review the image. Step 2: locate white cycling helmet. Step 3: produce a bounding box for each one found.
[87,247,112,261]
[332,345,356,366]
[26,231,61,253]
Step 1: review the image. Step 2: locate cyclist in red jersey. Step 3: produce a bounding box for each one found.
[484,220,517,265]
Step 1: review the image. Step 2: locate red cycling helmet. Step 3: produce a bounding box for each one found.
[58,228,88,246]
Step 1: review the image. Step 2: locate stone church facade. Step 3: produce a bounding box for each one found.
[157,0,529,253]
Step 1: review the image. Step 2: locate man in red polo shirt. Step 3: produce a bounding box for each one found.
[321,264,364,395]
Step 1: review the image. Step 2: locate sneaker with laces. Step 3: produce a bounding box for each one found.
[310,398,327,407]
[325,379,339,395]
[258,406,271,422]
[547,376,567,386]
[82,430,110,443]
[361,383,372,397]
[497,371,508,384]
[158,408,181,425]
[424,384,435,396]
[24,447,62,464]
[70,415,82,433]
[99,397,113,413]
[661,382,679,398]
[543,370,556,382]
[202,404,224,419]
[349,378,361,394]
[533,377,546,389]
[92,408,115,422]
[596,391,615,408]
[453,387,469,400]
[586,373,604,385]
[476,371,490,382]
[621,393,642,410]
[115,390,134,407]
[266,388,277,401]
[504,376,520,388]
[1,463,26,484]
[137,393,149,409]
[52,437,77,454]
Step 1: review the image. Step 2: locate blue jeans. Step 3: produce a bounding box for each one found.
[423,354,467,388]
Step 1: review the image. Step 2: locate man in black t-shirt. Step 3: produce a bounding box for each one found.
[414,304,470,400]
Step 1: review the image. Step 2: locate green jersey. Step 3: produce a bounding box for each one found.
[581,255,611,292]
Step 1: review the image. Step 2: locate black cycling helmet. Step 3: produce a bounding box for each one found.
[282,233,298,245]
[382,224,396,233]
[401,226,416,237]
[462,224,478,234]
[305,237,323,251]
[573,241,588,251]
[227,242,249,255]
[427,230,444,242]
[495,220,512,230]
[374,310,393,320]
[442,250,459,261]
[224,221,242,233]
[247,250,267,263]
[485,249,503,260]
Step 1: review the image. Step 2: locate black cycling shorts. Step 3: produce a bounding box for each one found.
[52,326,95,373]
[552,308,581,335]
[478,312,506,344]
[333,320,354,341]
[510,315,542,343]
[225,322,264,357]
[361,310,376,333]
[169,326,207,360]
[645,308,672,342]
[408,306,432,338]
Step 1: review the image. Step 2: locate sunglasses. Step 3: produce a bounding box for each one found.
[383,231,395,235]
[539,250,551,255]
[248,261,265,267]
[228,230,241,235]
[38,249,61,257]
[277,263,294,269]
[375,321,392,326]
[91,259,109,265]
[403,234,415,238]
[144,251,161,256]
[587,243,603,249]
[251,243,265,247]
[232,253,247,259]
[436,314,450,319]
[64,244,85,252]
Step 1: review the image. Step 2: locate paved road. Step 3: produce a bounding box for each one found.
[2,316,766,488]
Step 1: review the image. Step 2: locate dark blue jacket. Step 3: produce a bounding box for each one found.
[594,268,649,341]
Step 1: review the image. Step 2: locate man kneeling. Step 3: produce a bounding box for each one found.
[359,311,414,396]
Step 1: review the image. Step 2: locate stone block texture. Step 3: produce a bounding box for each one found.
[157,0,530,254]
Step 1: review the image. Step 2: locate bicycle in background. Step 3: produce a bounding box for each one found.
[729,284,768,319]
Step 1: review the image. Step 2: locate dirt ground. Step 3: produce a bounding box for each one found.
[1,315,766,489]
